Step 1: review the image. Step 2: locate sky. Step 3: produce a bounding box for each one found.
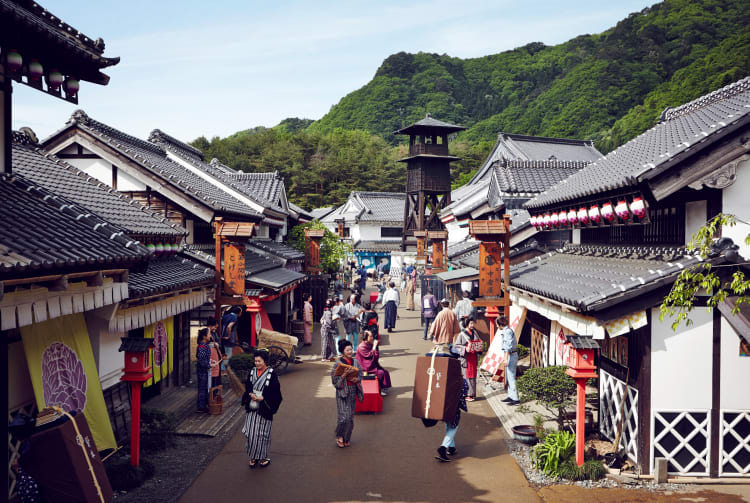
[12,0,656,143]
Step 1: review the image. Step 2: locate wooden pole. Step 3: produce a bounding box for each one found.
[575,378,586,466]
[214,219,222,324]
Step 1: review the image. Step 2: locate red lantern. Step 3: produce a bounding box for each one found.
[568,209,578,225]
[615,200,630,220]
[28,59,43,80]
[589,205,601,223]
[601,202,615,222]
[46,69,63,89]
[550,212,559,227]
[631,197,647,219]
[578,207,589,225]
[64,78,80,96]
[543,214,551,229]
[558,211,568,226]
[6,49,22,72]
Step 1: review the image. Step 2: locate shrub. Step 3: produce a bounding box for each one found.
[517,365,576,430]
[517,343,530,359]
[105,456,155,491]
[229,353,255,373]
[580,459,607,480]
[532,430,575,477]
[556,459,607,481]
[140,408,177,452]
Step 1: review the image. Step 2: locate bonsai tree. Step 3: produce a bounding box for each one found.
[517,365,576,431]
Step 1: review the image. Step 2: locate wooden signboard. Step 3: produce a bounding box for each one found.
[305,229,324,272]
[479,242,503,297]
[224,243,246,296]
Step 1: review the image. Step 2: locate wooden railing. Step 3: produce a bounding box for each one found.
[409,143,449,156]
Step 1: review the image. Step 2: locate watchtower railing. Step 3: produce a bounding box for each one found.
[409,143,450,157]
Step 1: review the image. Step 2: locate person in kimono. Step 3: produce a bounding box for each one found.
[241,350,283,468]
[404,267,416,310]
[209,337,223,389]
[196,329,210,412]
[331,297,345,352]
[332,340,363,448]
[343,294,364,348]
[429,298,461,346]
[356,330,391,395]
[359,302,379,341]
[319,299,337,361]
[498,316,520,406]
[421,287,438,340]
[303,294,314,346]
[382,282,400,333]
[453,318,483,401]
[453,291,475,329]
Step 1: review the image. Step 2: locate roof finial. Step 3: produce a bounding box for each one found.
[425,113,432,119]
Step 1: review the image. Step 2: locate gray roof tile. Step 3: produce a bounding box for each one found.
[527,77,750,209]
[494,160,589,194]
[128,256,214,297]
[13,134,185,239]
[248,240,304,261]
[324,192,405,224]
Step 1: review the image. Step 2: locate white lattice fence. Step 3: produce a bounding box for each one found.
[599,369,639,463]
[7,401,38,500]
[720,410,750,477]
[652,410,710,476]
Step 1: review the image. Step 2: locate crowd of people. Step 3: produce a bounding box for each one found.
[195,259,518,469]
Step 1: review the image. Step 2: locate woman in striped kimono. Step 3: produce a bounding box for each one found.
[319,299,337,361]
[241,350,283,468]
[331,340,363,448]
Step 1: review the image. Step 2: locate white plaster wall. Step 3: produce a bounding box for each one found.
[572,229,581,245]
[60,143,78,155]
[84,312,125,389]
[66,157,114,187]
[722,158,750,258]
[358,223,401,243]
[8,341,35,409]
[720,318,750,410]
[651,307,713,410]
[446,220,470,243]
[322,222,337,235]
[685,200,707,246]
[118,168,147,191]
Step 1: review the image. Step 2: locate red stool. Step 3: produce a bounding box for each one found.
[369,291,379,304]
[355,377,383,413]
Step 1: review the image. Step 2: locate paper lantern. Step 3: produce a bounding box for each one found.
[578,207,589,224]
[558,211,568,226]
[64,78,80,96]
[567,210,578,225]
[615,200,630,220]
[530,216,538,228]
[589,205,601,223]
[543,214,551,228]
[155,243,164,255]
[47,69,63,89]
[601,202,615,222]
[28,59,43,80]
[550,212,559,227]
[631,197,647,219]
[6,49,22,72]
[146,243,156,254]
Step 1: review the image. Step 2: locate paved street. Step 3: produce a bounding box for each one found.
[179,297,749,503]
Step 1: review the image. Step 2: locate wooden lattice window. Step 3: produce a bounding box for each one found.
[531,328,546,368]
[652,410,710,475]
[582,205,685,246]
[599,369,639,463]
[720,410,750,477]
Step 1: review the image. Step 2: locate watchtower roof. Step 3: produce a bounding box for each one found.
[395,114,466,136]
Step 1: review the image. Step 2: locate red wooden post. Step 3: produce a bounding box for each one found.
[247,297,262,348]
[575,378,586,466]
[129,383,142,467]
[486,305,500,344]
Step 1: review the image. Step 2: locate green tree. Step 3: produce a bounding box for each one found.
[288,221,352,274]
[660,214,750,330]
[517,366,577,431]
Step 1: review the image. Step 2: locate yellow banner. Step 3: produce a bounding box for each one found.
[20,314,117,451]
[144,317,174,387]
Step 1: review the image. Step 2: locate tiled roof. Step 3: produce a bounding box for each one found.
[436,267,479,282]
[310,207,335,220]
[248,240,304,261]
[470,132,601,185]
[288,202,313,220]
[149,130,287,215]
[0,0,119,85]
[395,114,466,135]
[12,133,185,239]
[448,239,479,260]
[353,240,402,252]
[53,111,261,219]
[324,192,405,224]
[127,256,214,298]
[493,160,588,194]
[443,180,493,219]
[509,241,740,312]
[246,267,305,290]
[528,77,750,209]
[0,173,149,277]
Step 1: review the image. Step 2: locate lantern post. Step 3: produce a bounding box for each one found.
[118,337,154,467]
[246,297,263,348]
[304,228,325,274]
[428,230,448,273]
[565,335,599,466]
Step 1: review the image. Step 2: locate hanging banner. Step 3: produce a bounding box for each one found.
[21,314,117,451]
[549,321,575,366]
[144,317,174,387]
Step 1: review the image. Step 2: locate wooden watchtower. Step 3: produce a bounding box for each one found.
[396,114,465,253]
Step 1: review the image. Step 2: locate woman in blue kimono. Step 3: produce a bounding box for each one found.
[196,329,210,412]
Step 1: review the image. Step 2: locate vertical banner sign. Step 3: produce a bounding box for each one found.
[144,317,174,387]
[224,243,246,296]
[479,243,503,297]
[416,237,425,258]
[433,240,445,270]
[21,314,117,451]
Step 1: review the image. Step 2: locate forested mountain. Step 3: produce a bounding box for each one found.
[193,0,750,209]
